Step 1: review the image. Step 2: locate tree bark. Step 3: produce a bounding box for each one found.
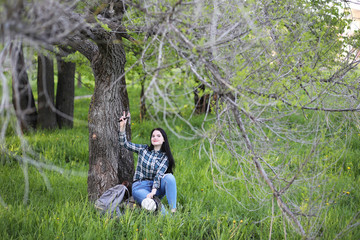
[37,54,57,129]
[10,43,37,132]
[56,56,75,128]
[87,43,134,201]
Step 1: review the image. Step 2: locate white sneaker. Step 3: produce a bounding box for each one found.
[141,198,156,211]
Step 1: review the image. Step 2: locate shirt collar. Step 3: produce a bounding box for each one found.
[152,149,163,155]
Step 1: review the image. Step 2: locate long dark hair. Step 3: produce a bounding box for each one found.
[149,128,175,174]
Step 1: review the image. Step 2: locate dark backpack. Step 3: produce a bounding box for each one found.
[95,184,129,218]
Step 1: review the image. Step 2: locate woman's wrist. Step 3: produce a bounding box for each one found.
[146,189,157,199]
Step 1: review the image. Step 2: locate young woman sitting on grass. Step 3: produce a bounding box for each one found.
[118,112,177,214]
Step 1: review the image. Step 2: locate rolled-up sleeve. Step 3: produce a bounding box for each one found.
[152,156,169,189]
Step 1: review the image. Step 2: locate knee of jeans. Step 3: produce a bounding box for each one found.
[163,174,176,185]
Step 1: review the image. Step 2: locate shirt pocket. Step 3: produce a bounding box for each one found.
[154,156,163,171]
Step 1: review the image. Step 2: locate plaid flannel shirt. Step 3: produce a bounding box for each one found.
[119,131,169,189]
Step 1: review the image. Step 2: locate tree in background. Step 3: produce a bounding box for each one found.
[37,53,57,129]
[9,43,37,132]
[12,46,77,131]
[122,0,360,237]
[56,49,76,129]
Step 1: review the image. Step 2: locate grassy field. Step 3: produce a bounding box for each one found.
[1,84,360,239]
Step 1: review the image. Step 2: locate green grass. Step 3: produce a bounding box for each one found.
[1,85,360,239]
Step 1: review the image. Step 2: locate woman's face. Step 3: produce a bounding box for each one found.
[151,130,164,148]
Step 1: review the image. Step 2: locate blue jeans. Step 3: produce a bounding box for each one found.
[132,174,177,210]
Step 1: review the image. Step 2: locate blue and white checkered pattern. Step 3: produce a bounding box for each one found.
[119,131,169,189]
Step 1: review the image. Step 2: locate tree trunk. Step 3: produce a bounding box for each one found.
[140,77,147,122]
[10,43,37,132]
[37,54,57,129]
[194,84,211,114]
[77,72,82,88]
[56,57,75,128]
[87,43,134,201]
